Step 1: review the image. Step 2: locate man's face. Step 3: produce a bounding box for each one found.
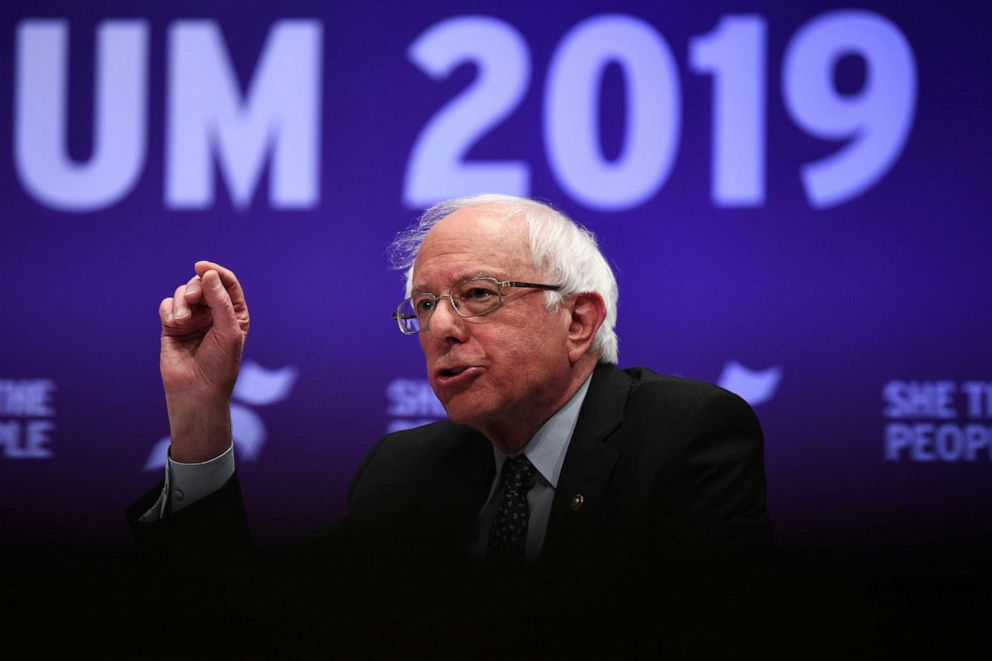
[412,208,574,440]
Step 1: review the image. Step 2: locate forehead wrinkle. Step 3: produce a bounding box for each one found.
[412,267,509,293]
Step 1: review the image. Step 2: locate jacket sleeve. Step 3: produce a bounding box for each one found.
[652,387,773,561]
[125,472,252,567]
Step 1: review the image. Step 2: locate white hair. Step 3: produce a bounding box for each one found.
[389,194,619,364]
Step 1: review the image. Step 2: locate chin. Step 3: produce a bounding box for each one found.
[439,396,493,430]
[442,404,477,427]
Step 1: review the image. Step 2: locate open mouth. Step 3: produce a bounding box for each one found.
[435,365,483,385]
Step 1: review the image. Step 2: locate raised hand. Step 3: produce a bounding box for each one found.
[158,261,250,463]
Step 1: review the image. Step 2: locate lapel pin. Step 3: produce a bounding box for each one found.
[570,493,585,511]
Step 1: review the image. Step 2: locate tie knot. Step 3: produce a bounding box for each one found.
[502,454,536,487]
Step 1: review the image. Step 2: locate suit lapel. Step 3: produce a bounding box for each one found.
[539,364,629,566]
[423,427,494,546]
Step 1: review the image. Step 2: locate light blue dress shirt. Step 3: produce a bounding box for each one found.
[472,375,592,562]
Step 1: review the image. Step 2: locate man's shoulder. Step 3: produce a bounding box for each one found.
[594,363,757,430]
[347,420,493,535]
[620,365,723,393]
[606,363,744,407]
[350,421,490,493]
[378,419,487,455]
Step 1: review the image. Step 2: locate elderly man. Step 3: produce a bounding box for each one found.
[129,194,771,654]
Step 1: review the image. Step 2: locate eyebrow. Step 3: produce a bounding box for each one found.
[412,270,503,293]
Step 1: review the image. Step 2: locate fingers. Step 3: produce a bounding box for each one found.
[199,269,241,341]
[194,261,247,314]
[160,275,207,330]
[194,261,249,336]
[172,283,190,321]
[158,261,248,340]
[159,296,175,327]
[183,274,203,306]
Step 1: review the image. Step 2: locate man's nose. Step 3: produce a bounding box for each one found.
[427,295,466,339]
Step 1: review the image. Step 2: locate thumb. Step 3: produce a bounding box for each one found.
[200,270,241,341]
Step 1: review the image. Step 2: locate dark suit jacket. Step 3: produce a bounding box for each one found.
[339,362,771,569]
[126,363,772,655]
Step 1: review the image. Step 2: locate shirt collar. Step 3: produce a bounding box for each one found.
[492,373,593,488]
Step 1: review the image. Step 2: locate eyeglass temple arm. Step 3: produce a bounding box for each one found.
[499,281,561,291]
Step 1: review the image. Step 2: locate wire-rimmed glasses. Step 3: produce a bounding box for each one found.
[392,277,561,335]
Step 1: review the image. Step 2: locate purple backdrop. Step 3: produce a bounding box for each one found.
[1,0,989,560]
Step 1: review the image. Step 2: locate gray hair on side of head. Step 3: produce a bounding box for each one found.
[388,193,619,364]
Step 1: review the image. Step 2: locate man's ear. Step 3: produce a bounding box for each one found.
[566,292,607,364]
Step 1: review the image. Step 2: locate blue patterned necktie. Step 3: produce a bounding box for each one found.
[487,454,537,563]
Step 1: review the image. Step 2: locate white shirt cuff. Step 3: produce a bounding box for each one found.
[138,444,236,523]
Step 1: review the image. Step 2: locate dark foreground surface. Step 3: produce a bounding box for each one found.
[2,544,989,659]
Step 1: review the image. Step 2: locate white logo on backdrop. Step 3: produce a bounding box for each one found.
[717,361,783,406]
[385,360,783,433]
[385,378,446,433]
[0,378,57,459]
[882,379,992,463]
[143,361,298,471]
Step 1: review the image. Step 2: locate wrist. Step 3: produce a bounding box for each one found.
[165,394,233,463]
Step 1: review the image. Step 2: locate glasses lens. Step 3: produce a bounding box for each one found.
[396,299,420,334]
[453,278,501,316]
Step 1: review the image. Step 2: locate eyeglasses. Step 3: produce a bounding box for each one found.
[393,277,561,335]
